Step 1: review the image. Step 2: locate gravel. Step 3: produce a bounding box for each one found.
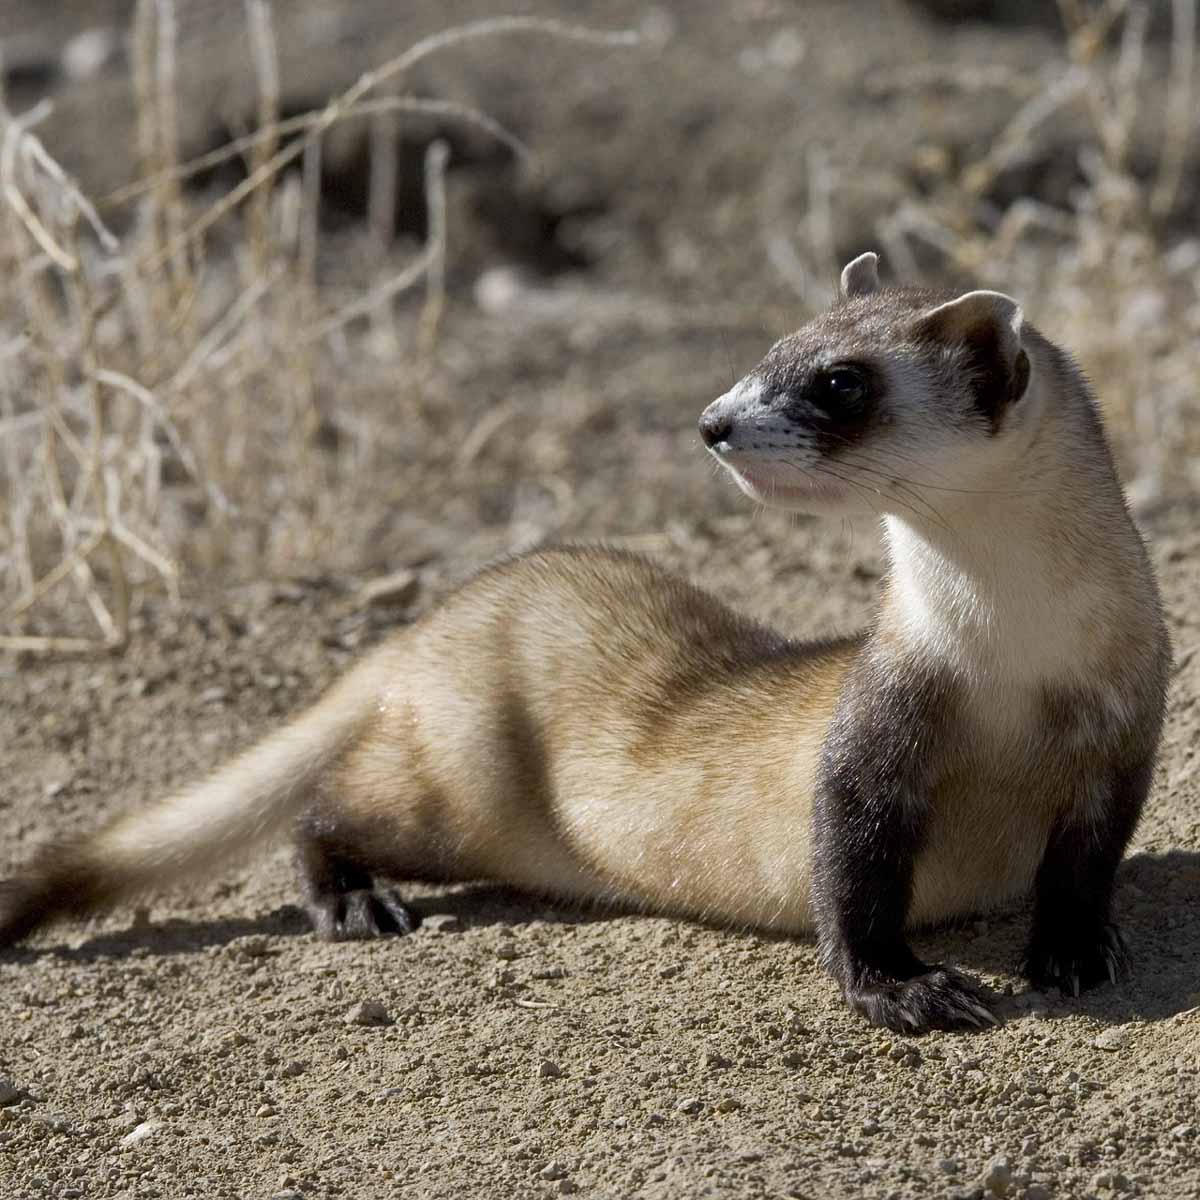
[343,1001,392,1027]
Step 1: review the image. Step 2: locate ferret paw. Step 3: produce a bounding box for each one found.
[844,966,1000,1035]
[1023,922,1129,996]
[309,885,421,941]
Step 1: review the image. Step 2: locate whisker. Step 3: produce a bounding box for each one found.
[803,462,881,511]
[778,456,895,526]
[817,429,1048,498]
[720,331,737,390]
[784,453,946,532]
[821,455,955,534]
[789,455,956,537]
[815,430,960,485]
[775,432,966,533]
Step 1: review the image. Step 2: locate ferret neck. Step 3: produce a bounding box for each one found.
[878,446,1128,686]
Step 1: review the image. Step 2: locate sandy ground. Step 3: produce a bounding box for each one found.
[2,2,1199,1198]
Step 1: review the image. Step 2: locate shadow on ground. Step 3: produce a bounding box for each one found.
[7,852,1196,1028]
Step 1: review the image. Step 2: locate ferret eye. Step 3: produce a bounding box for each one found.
[816,366,869,411]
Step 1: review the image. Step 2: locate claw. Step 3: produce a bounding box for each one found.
[847,965,999,1034]
[1026,922,1130,996]
[312,886,420,941]
[969,1001,1000,1027]
[375,886,421,935]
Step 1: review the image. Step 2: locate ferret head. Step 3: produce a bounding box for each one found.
[699,253,1036,518]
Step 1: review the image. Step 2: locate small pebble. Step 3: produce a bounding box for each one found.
[701,1049,731,1070]
[119,1120,161,1148]
[982,1156,1013,1196]
[424,914,463,934]
[225,935,272,960]
[114,1107,141,1133]
[490,967,517,989]
[715,1097,741,1113]
[0,1081,22,1107]
[677,1097,703,1115]
[1093,1026,1131,1051]
[938,1159,960,1175]
[344,1001,392,1027]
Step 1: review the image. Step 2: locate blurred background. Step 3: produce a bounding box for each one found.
[1,0,1197,647]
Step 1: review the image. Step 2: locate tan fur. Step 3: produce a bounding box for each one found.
[0,267,1168,956]
[313,551,855,932]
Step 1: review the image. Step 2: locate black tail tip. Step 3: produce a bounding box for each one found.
[0,846,111,949]
[0,878,51,949]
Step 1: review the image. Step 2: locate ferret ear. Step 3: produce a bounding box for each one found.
[913,289,1030,425]
[839,252,880,299]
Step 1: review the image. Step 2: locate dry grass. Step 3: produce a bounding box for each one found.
[768,0,1199,505]
[0,12,637,654]
[0,2,1196,656]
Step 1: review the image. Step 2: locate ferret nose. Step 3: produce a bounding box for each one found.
[699,412,733,448]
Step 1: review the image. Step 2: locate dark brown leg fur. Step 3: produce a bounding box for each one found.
[296,829,420,941]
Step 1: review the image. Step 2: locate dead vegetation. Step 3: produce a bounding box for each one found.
[0,5,636,654]
[0,0,1196,655]
[767,0,1199,503]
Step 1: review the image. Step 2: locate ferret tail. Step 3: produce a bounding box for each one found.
[0,654,388,947]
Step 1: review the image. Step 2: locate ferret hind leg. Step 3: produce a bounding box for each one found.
[295,826,421,941]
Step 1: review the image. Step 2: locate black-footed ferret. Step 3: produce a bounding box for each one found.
[0,253,1169,1034]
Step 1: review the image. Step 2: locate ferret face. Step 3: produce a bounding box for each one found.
[698,254,1033,519]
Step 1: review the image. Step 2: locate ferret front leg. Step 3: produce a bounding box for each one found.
[1023,760,1151,995]
[812,665,999,1034]
[812,773,998,1034]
